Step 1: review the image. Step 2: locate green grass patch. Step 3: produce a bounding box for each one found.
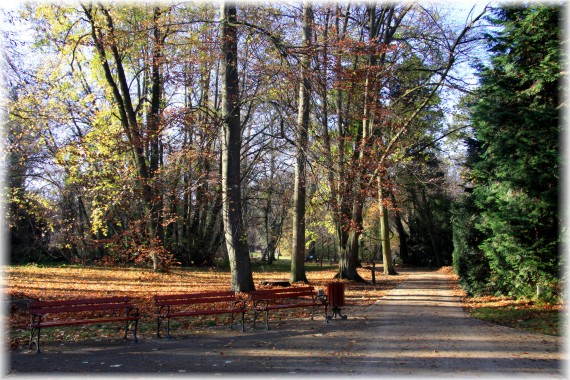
[466,304,561,336]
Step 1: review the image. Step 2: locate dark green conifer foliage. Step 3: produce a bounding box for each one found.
[465,5,560,299]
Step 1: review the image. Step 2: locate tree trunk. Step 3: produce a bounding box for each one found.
[379,176,397,275]
[220,2,255,292]
[338,201,365,281]
[263,137,284,266]
[421,188,441,267]
[290,0,313,284]
[392,193,409,264]
[148,7,165,270]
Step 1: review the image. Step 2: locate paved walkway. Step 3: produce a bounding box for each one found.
[8,269,565,377]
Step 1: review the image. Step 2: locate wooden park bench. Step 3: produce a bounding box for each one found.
[27,296,140,354]
[251,286,328,330]
[154,291,246,338]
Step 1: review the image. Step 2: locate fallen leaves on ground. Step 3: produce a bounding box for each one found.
[463,295,562,336]
[3,263,406,350]
[437,266,562,337]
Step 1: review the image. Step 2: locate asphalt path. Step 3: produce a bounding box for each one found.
[7,268,565,378]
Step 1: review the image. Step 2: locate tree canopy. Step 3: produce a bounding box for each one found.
[3,2,561,300]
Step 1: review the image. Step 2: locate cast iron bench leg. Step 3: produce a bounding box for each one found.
[166,317,172,339]
[264,310,270,330]
[29,326,41,354]
[124,320,138,343]
[123,320,129,340]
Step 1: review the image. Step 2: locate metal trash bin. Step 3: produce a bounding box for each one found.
[327,282,347,320]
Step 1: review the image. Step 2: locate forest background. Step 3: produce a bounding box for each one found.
[2,1,562,301]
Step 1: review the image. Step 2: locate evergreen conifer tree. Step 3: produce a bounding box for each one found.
[468,5,561,299]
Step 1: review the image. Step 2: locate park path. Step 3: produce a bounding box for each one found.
[356,269,564,377]
[8,268,565,377]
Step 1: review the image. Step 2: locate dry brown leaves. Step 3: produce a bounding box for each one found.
[4,264,406,330]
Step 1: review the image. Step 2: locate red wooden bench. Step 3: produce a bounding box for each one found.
[27,296,139,354]
[251,286,328,330]
[154,291,246,338]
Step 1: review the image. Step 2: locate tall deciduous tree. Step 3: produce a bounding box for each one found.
[290,0,313,284]
[220,2,255,292]
[82,4,168,270]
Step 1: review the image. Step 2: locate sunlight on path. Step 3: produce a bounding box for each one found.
[357,270,563,377]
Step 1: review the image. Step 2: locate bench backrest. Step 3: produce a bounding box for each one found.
[154,291,237,307]
[28,296,133,315]
[251,286,317,301]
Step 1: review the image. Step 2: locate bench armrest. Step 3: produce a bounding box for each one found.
[314,294,328,305]
[232,299,247,311]
[156,304,170,318]
[29,314,43,327]
[253,298,271,310]
[126,306,140,319]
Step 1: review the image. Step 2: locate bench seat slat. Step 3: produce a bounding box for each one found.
[256,302,321,311]
[155,291,235,301]
[253,286,313,293]
[155,296,236,307]
[29,303,130,315]
[252,292,314,301]
[168,308,242,318]
[30,316,138,328]
[29,297,131,308]
[251,287,315,300]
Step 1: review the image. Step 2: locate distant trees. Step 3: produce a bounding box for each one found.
[397,151,455,267]
[5,61,52,263]
[452,5,561,300]
[5,3,492,288]
[314,4,485,279]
